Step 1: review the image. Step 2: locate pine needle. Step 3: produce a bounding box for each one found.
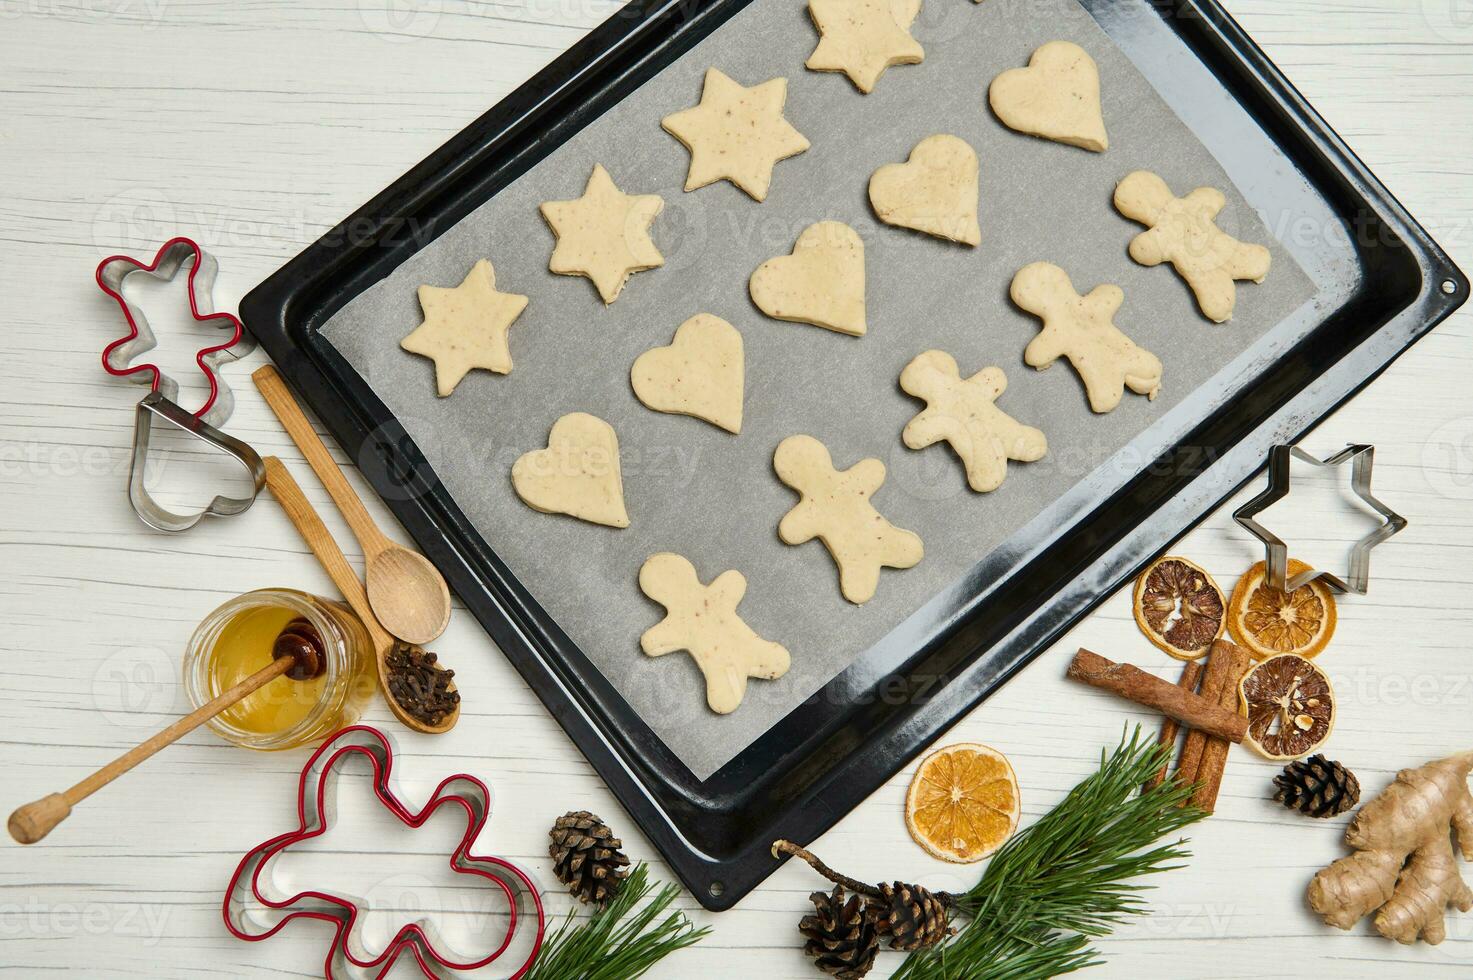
[525,864,709,980]
[932,931,1099,979]
[892,727,1206,980]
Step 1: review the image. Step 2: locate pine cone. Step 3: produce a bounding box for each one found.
[548,811,631,905]
[1273,755,1360,818]
[874,881,953,951]
[799,886,880,979]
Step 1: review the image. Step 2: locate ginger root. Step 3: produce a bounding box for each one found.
[1308,750,1473,944]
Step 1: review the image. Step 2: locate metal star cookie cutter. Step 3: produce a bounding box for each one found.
[96,237,264,532]
[1232,444,1407,595]
[223,726,545,980]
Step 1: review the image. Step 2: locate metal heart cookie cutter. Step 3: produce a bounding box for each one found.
[97,237,264,532]
[223,725,545,979]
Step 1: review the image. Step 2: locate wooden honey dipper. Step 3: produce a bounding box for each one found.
[8,623,328,844]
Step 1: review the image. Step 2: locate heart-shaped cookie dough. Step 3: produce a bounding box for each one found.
[512,412,629,528]
[868,134,980,246]
[631,314,744,433]
[989,41,1108,153]
[749,220,866,336]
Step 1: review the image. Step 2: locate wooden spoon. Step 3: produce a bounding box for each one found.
[263,456,458,735]
[254,365,451,646]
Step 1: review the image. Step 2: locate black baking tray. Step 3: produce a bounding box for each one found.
[242,0,1465,909]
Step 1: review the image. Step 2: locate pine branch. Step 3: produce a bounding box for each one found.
[934,931,1099,980]
[891,727,1206,980]
[525,863,709,980]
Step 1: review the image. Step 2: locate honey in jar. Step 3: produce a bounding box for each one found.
[184,589,375,750]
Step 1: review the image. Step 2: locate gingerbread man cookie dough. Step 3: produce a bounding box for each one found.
[1011,262,1162,414]
[661,68,810,202]
[774,435,923,604]
[400,259,529,397]
[639,553,791,715]
[900,350,1046,492]
[806,0,924,94]
[1114,170,1271,322]
[540,164,664,305]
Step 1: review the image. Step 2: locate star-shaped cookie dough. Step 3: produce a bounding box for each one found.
[806,0,924,94]
[661,68,810,202]
[540,164,664,305]
[400,259,528,397]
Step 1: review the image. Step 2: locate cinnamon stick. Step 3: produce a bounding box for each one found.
[1144,660,1205,792]
[1066,649,1247,743]
[1176,652,1229,789]
[1188,640,1251,813]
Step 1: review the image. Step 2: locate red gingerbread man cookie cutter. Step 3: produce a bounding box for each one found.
[95,237,265,532]
[222,726,545,979]
[97,236,251,425]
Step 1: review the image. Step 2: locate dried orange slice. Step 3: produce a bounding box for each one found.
[1132,555,1226,660]
[1227,559,1337,661]
[1239,653,1336,761]
[904,742,1019,863]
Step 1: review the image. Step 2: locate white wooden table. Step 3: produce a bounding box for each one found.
[3,1,1471,976]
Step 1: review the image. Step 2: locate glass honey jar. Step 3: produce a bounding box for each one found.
[183,589,376,750]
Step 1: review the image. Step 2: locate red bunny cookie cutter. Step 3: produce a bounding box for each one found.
[96,237,264,532]
[223,726,545,979]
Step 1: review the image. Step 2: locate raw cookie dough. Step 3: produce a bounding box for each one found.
[512,412,630,528]
[1010,261,1163,414]
[660,68,810,202]
[638,552,791,715]
[900,350,1046,492]
[989,41,1108,152]
[400,259,529,397]
[630,313,744,433]
[806,0,924,94]
[749,221,866,336]
[539,164,664,305]
[774,434,923,604]
[1114,170,1272,323]
[868,134,981,246]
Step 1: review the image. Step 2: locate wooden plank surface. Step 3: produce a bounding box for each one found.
[1,1,1471,976]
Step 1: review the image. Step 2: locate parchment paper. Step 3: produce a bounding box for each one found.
[323,0,1318,778]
